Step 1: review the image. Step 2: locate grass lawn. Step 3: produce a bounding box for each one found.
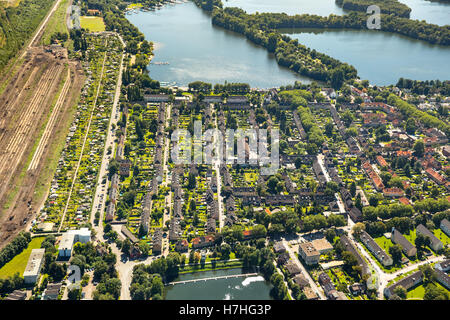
[406,283,425,299]
[434,229,450,246]
[80,16,106,32]
[374,236,395,252]
[0,237,45,279]
[40,0,71,45]
[406,282,449,300]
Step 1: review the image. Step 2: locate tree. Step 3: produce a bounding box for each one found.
[330,67,345,90]
[405,118,416,135]
[393,285,407,299]
[424,283,449,300]
[68,286,82,300]
[122,239,131,255]
[350,181,356,197]
[389,244,403,264]
[352,223,365,239]
[413,140,425,158]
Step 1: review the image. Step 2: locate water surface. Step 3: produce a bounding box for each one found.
[165,268,273,300]
[283,28,450,85]
[126,2,311,88]
[398,0,450,26]
[222,0,345,16]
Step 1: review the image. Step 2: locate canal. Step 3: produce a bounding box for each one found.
[165,268,274,300]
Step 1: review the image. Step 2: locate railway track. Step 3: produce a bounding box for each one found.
[0,63,63,200]
[28,68,71,171]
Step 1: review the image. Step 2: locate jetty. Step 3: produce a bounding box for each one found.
[167,273,258,285]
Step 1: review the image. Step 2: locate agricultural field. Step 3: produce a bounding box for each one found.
[80,16,106,32]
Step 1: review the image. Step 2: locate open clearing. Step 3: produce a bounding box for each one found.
[0,236,45,278]
[80,16,106,32]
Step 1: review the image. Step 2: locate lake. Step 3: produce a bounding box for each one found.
[283,28,450,85]
[222,0,345,16]
[398,0,450,26]
[126,1,310,89]
[165,268,274,300]
[126,1,449,88]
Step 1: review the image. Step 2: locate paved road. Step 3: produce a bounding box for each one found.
[211,103,225,230]
[90,35,125,238]
[282,239,326,300]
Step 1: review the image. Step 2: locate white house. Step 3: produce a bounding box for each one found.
[23,249,45,284]
[58,228,91,258]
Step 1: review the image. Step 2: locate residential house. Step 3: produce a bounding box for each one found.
[360,230,393,267]
[298,242,320,265]
[441,218,450,237]
[416,224,443,251]
[384,271,423,299]
[391,228,417,258]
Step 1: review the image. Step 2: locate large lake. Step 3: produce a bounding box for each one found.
[223,0,345,16]
[283,28,450,85]
[126,2,310,88]
[165,268,274,300]
[398,0,450,26]
[126,1,450,88]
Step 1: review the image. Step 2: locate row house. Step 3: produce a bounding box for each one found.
[391,228,417,258]
[360,230,393,267]
[416,224,443,251]
[384,271,423,299]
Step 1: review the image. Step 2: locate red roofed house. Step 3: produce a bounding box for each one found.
[425,168,446,185]
[396,150,412,158]
[363,162,385,191]
[376,155,388,168]
[383,188,404,198]
[192,235,215,249]
[399,197,411,206]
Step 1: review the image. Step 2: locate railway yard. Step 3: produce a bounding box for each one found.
[0,42,84,246]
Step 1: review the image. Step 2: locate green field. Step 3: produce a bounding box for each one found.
[40,0,71,45]
[80,16,106,32]
[407,282,449,300]
[434,229,450,246]
[374,236,395,253]
[0,237,45,279]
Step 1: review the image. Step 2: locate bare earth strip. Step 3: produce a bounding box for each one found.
[28,68,71,171]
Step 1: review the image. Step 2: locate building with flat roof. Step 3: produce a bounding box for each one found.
[23,248,45,284]
[311,238,333,255]
[58,228,91,258]
[298,242,320,265]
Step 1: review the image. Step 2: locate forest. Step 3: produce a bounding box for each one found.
[335,0,411,18]
[0,0,55,71]
[210,6,358,85]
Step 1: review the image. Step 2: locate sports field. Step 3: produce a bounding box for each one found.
[80,16,106,32]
